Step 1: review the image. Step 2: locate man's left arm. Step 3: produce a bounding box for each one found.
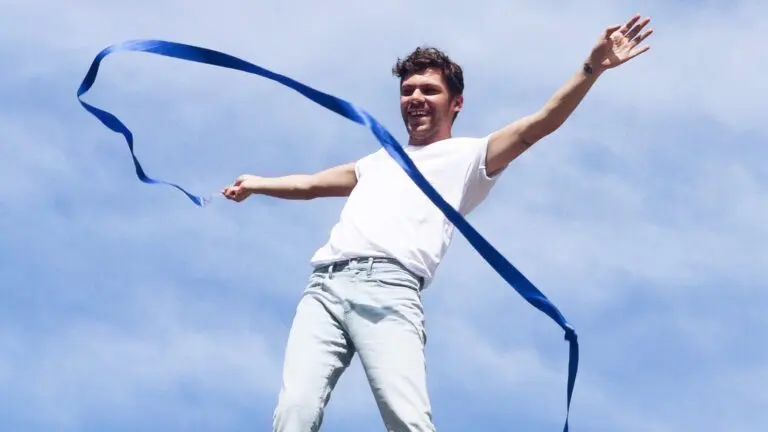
[485,14,654,177]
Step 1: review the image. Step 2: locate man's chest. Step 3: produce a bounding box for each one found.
[357,149,474,205]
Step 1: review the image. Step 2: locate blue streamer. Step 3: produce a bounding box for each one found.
[76,39,578,430]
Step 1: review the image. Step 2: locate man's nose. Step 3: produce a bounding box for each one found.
[410,89,425,102]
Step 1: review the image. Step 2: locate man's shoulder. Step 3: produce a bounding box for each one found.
[425,136,490,158]
[356,148,387,165]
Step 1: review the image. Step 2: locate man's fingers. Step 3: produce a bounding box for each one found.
[627,44,651,61]
[222,178,250,202]
[222,185,250,203]
[630,28,654,47]
[604,24,622,38]
[222,186,237,200]
[619,14,641,35]
[625,17,651,40]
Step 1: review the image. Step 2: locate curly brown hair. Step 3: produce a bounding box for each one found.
[391,46,464,97]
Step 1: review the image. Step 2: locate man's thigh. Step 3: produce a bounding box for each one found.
[273,273,355,431]
[346,262,434,432]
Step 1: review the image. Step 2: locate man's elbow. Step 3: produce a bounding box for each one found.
[486,114,551,173]
[295,176,319,200]
[303,175,355,200]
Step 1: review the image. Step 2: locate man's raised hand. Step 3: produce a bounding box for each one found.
[588,14,654,73]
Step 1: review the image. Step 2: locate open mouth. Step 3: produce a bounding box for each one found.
[407,108,429,118]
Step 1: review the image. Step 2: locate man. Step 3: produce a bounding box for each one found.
[223,14,652,432]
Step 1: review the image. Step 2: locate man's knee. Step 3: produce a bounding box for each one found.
[380,406,436,432]
[272,392,326,432]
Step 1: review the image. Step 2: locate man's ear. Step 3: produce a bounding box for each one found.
[453,94,464,113]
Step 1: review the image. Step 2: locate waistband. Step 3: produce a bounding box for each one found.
[313,257,424,285]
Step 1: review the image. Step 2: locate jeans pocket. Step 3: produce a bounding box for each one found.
[365,268,427,345]
[369,266,421,294]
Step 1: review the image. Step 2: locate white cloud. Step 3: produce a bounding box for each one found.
[6,0,766,132]
[0,321,278,428]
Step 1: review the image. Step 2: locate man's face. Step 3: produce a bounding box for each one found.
[400,68,462,145]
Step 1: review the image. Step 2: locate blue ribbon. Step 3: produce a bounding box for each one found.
[77,39,578,431]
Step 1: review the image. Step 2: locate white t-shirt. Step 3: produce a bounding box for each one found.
[309,135,503,282]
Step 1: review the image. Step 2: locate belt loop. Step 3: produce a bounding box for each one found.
[367,257,373,277]
[327,263,334,279]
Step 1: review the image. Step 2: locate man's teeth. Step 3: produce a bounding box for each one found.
[409,110,427,116]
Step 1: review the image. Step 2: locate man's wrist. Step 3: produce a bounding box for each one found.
[582,61,605,77]
[242,176,267,194]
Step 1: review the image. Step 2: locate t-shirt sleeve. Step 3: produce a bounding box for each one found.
[354,150,380,179]
[460,135,506,215]
[475,133,506,182]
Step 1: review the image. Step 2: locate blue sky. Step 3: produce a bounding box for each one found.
[2,0,767,431]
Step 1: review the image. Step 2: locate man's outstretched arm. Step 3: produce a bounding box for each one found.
[222,162,358,202]
[485,14,653,176]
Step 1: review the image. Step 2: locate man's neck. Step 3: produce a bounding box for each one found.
[408,129,452,147]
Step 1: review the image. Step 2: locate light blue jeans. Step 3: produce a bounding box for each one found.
[272,257,435,432]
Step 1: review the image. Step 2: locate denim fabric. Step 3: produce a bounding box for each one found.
[273,258,434,432]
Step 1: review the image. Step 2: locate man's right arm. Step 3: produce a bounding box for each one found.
[222,162,358,202]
